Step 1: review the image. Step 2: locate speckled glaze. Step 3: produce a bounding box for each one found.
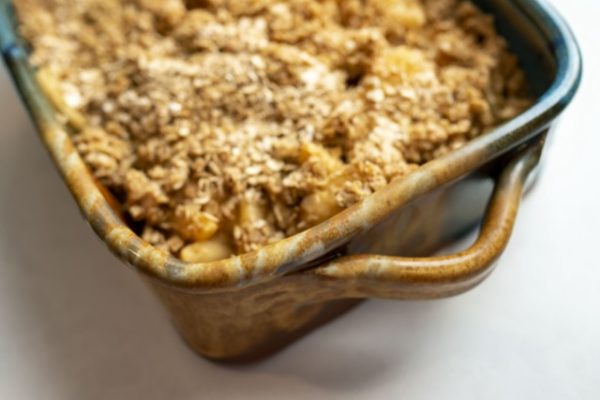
[0,0,581,361]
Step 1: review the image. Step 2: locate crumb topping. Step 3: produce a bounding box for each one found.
[16,0,531,259]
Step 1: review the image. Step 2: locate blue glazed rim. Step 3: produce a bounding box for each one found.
[0,0,583,289]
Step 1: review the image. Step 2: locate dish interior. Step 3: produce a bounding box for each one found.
[0,0,581,289]
[474,0,557,96]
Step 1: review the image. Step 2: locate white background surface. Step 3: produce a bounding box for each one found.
[1,1,599,399]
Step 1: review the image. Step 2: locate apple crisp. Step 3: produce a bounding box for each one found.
[16,0,531,261]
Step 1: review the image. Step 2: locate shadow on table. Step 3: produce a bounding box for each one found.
[0,74,443,399]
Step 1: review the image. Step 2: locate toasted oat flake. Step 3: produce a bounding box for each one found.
[16,0,531,257]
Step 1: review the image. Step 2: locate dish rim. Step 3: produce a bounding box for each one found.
[0,0,582,291]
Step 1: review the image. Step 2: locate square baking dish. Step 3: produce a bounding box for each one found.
[0,0,581,361]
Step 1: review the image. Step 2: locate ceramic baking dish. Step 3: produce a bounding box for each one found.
[0,0,581,361]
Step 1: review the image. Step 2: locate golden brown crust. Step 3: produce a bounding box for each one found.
[16,0,531,257]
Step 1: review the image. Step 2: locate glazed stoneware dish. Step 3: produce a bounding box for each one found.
[0,0,581,361]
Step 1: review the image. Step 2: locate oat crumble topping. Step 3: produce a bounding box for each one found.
[16,0,531,261]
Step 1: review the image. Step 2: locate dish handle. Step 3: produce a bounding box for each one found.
[303,138,544,300]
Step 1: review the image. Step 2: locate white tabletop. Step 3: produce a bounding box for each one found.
[1,1,598,399]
